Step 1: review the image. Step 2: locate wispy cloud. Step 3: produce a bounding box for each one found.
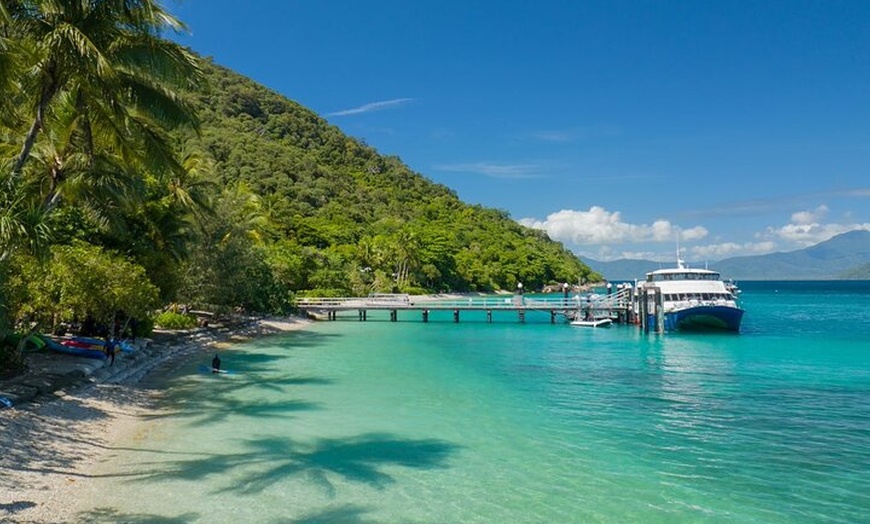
[429,128,455,140]
[831,188,870,198]
[530,125,621,143]
[681,197,794,218]
[328,98,415,117]
[688,241,779,260]
[435,162,546,180]
[532,130,579,143]
[682,188,870,218]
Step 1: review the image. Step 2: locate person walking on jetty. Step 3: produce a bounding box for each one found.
[212,353,221,373]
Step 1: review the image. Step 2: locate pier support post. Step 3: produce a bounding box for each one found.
[655,289,664,333]
[453,309,460,323]
[518,310,525,323]
[422,310,429,323]
[390,310,397,322]
[641,290,649,333]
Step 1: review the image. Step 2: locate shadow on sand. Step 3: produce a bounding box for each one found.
[70,507,200,524]
[114,432,459,496]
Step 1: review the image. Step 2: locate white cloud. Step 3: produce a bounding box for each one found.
[790,205,828,225]
[436,162,544,179]
[762,206,870,246]
[518,206,708,245]
[328,98,415,117]
[681,226,708,241]
[766,222,870,246]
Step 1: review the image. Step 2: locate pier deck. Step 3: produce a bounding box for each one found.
[297,291,633,323]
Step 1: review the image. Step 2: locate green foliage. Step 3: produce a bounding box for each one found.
[131,315,154,338]
[0,338,26,377]
[175,60,601,295]
[1,8,601,359]
[154,311,198,330]
[6,241,160,331]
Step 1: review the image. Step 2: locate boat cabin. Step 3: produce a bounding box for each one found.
[646,269,721,283]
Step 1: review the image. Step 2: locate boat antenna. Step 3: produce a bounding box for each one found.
[675,229,685,269]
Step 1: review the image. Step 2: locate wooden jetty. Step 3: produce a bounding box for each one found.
[297,288,637,325]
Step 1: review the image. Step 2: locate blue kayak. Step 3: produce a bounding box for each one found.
[38,335,106,360]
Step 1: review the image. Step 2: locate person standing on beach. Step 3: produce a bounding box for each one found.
[212,353,221,373]
[105,337,116,366]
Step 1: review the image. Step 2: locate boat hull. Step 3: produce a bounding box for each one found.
[39,336,107,359]
[570,318,613,328]
[652,305,744,332]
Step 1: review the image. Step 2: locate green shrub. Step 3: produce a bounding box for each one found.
[131,316,154,338]
[0,338,25,378]
[154,311,198,330]
[402,286,429,296]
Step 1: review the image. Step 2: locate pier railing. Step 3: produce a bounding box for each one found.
[297,291,633,312]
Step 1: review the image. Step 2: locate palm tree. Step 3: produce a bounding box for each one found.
[0,160,51,260]
[3,0,201,192]
[392,228,422,290]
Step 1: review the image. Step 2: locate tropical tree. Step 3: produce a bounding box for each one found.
[6,241,159,333]
[2,0,201,198]
[0,159,51,260]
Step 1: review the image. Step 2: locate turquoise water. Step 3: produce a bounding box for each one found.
[76,282,870,523]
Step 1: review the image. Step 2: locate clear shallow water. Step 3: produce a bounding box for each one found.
[75,282,870,523]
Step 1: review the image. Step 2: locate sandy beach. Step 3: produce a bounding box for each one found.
[0,316,311,524]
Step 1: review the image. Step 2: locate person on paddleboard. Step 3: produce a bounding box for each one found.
[212,353,221,373]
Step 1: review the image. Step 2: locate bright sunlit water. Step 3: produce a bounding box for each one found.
[72,281,870,523]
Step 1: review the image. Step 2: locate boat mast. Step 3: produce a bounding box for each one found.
[676,230,685,269]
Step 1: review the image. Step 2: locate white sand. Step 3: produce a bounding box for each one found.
[0,316,311,524]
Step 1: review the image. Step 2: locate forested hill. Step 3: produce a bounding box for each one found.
[176,59,599,298]
[0,4,595,372]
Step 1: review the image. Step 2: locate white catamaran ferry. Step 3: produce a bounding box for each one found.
[637,260,744,332]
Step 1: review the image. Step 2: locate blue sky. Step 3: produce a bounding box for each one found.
[170,0,870,262]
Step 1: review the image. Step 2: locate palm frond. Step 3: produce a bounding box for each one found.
[119,72,199,130]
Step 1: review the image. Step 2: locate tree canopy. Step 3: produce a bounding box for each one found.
[175,60,600,299]
[1,3,600,348]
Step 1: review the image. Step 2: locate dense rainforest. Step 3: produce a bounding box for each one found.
[0,0,599,373]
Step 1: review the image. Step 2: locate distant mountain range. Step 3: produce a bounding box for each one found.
[581,230,870,281]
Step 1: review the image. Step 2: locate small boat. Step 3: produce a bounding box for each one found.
[570,318,613,328]
[60,339,103,350]
[39,335,107,360]
[56,335,135,352]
